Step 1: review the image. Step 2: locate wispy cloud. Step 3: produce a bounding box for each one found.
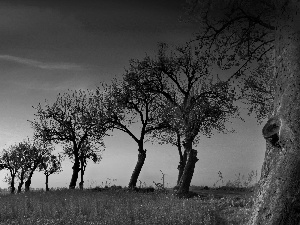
[0,55,83,70]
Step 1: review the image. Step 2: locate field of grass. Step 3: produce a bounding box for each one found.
[0,187,254,225]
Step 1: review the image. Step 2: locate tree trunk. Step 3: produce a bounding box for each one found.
[176,140,199,195]
[24,179,31,192]
[177,150,199,195]
[177,150,187,186]
[249,2,300,224]
[79,158,85,190]
[45,174,49,191]
[69,145,80,189]
[128,148,146,188]
[79,168,84,190]
[10,174,15,194]
[69,157,80,189]
[25,168,36,192]
[17,171,25,193]
[175,131,187,186]
[177,161,185,186]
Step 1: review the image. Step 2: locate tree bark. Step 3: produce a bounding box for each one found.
[69,156,80,189]
[176,140,199,195]
[17,170,25,193]
[175,132,187,186]
[177,150,187,186]
[10,174,15,194]
[177,149,199,195]
[24,179,31,192]
[79,158,85,190]
[45,174,49,191]
[128,148,146,188]
[249,2,300,224]
[25,167,37,192]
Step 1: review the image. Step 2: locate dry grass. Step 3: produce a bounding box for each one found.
[0,188,253,225]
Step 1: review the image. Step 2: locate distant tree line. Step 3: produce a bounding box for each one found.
[0,138,62,193]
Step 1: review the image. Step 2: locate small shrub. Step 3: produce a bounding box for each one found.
[133,187,155,193]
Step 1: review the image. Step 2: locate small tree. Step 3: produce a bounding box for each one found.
[16,142,31,193]
[0,145,22,194]
[2,139,52,193]
[39,153,63,191]
[65,138,103,189]
[30,90,111,189]
[24,138,53,192]
[1,140,38,193]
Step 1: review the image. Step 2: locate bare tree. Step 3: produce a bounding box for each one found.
[99,73,168,188]
[184,0,276,120]
[185,0,274,73]
[30,89,110,189]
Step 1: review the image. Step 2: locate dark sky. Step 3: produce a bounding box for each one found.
[0,0,193,70]
[0,0,266,189]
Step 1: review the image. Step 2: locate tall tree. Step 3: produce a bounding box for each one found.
[128,43,238,195]
[186,0,300,223]
[99,73,167,188]
[30,90,110,189]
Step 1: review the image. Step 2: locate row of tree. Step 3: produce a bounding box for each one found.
[0,139,62,193]
[19,39,270,195]
[1,40,254,194]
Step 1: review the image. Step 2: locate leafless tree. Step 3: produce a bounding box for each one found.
[98,73,168,188]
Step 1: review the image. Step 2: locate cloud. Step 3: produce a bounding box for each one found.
[0,55,83,70]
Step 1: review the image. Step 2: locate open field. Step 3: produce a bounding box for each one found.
[0,187,254,225]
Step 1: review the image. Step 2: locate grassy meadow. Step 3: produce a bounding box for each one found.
[0,186,254,225]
